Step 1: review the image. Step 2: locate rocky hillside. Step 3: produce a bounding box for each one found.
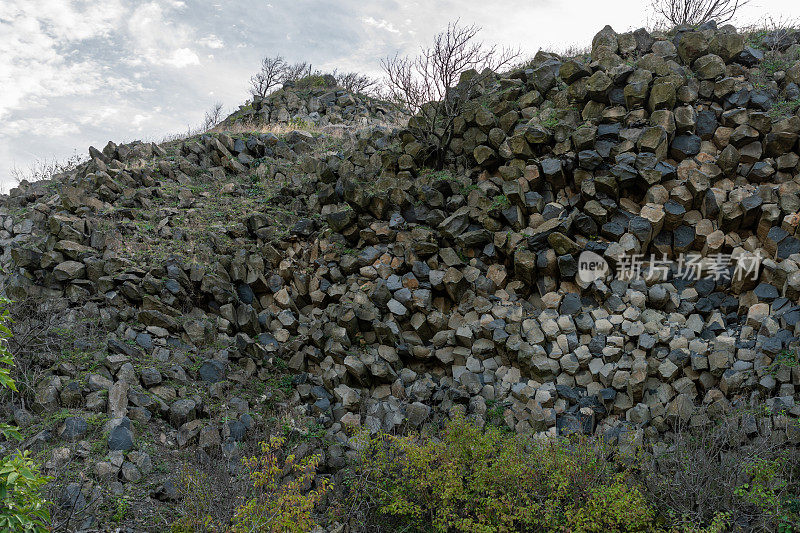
[2,21,800,530]
[220,76,400,131]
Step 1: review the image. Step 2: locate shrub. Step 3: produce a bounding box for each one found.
[632,408,800,531]
[0,299,50,532]
[231,435,330,533]
[9,153,85,184]
[0,452,50,533]
[341,416,657,532]
[569,476,657,532]
[293,73,335,89]
[339,413,800,532]
[170,463,228,533]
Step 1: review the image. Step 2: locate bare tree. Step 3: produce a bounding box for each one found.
[202,102,224,131]
[381,20,519,169]
[250,55,286,97]
[651,0,749,26]
[334,70,378,95]
[281,61,314,83]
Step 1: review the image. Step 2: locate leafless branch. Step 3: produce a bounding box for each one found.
[281,61,314,83]
[381,20,520,168]
[250,55,286,97]
[651,0,750,26]
[333,70,379,96]
[202,102,224,131]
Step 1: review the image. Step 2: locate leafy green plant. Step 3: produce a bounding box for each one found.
[111,495,131,523]
[484,399,508,428]
[0,298,51,532]
[343,416,657,532]
[767,349,800,376]
[231,435,330,532]
[735,456,800,532]
[491,194,511,210]
[762,57,790,75]
[0,452,50,532]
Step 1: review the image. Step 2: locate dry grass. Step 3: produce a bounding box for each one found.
[209,120,321,136]
[740,15,799,52]
[9,153,86,185]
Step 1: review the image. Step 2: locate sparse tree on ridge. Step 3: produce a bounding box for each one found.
[202,102,224,131]
[250,55,286,97]
[280,61,314,83]
[651,0,749,26]
[381,20,520,169]
[334,70,378,96]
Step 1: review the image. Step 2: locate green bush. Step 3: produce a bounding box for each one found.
[232,435,330,533]
[294,74,334,89]
[342,416,657,532]
[0,299,50,532]
[337,414,800,532]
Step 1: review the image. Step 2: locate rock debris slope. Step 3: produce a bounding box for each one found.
[2,21,800,527]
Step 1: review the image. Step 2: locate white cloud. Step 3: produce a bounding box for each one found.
[126,2,202,68]
[3,117,80,138]
[362,16,401,34]
[0,2,126,120]
[165,48,201,68]
[199,35,225,49]
[18,0,125,42]
[76,106,121,125]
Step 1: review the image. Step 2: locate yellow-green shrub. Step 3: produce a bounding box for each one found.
[170,464,225,533]
[568,476,656,532]
[344,416,658,533]
[231,435,330,533]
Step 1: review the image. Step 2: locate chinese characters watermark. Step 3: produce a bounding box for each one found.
[578,251,762,283]
[616,252,761,282]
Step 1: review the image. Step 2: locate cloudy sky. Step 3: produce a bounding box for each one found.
[1,0,799,188]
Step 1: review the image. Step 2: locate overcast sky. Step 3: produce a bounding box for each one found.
[2,0,799,188]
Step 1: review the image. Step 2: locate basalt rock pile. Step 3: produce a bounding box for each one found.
[221,78,399,130]
[2,20,800,528]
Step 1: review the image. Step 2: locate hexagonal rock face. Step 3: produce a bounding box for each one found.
[677,31,709,63]
[108,425,134,452]
[198,360,226,383]
[5,21,800,518]
[53,260,85,281]
[169,399,197,428]
[693,54,725,79]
